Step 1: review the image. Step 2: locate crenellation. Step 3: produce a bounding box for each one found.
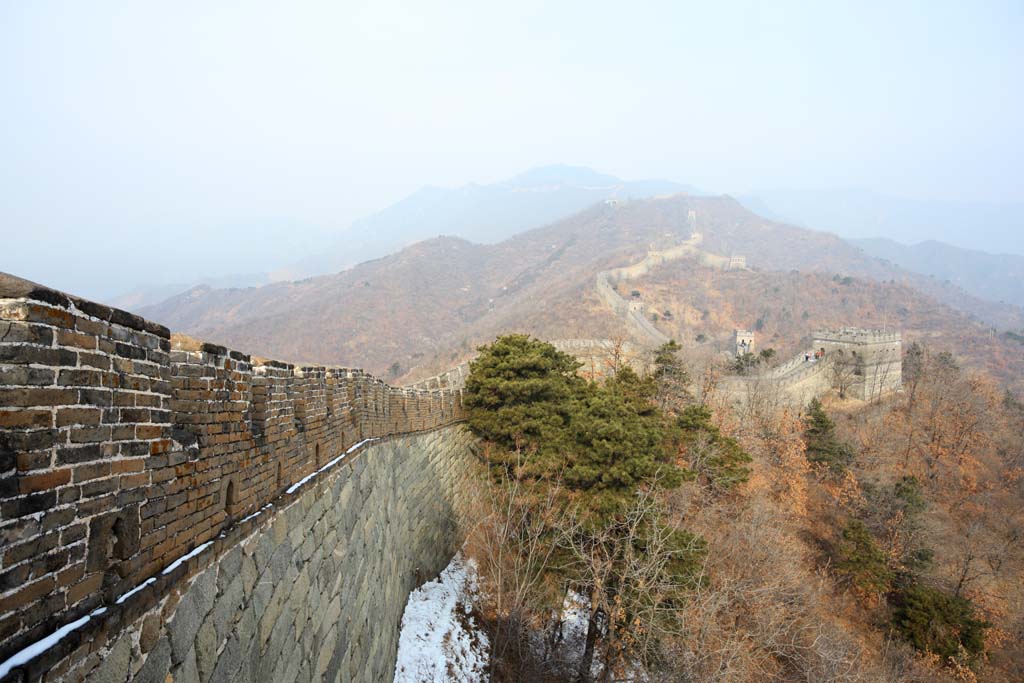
[0,273,470,681]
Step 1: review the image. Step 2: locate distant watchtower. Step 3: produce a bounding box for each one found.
[628,290,645,314]
[813,328,902,401]
[687,209,697,235]
[727,255,747,270]
[734,329,755,356]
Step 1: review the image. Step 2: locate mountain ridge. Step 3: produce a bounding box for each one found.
[138,196,1024,391]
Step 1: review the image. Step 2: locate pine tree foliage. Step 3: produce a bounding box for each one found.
[835,518,892,595]
[677,405,752,491]
[463,334,583,459]
[566,368,685,521]
[463,334,707,679]
[891,583,990,660]
[651,339,690,413]
[464,335,688,517]
[803,398,854,471]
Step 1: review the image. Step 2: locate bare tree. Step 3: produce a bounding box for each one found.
[829,350,859,399]
[463,448,576,681]
[557,484,704,682]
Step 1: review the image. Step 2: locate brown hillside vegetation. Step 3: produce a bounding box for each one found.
[460,335,1023,682]
[629,262,1024,394]
[659,351,1024,682]
[138,196,1024,388]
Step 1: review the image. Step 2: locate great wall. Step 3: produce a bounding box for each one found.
[0,219,903,682]
[592,211,902,404]
[0,273,475,682]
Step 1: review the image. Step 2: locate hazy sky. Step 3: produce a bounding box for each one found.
[2,1,1021,299]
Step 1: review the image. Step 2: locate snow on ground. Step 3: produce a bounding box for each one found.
[394,553,489,682]
[548,591,647,682]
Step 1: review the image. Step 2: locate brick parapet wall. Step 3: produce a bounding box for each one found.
[0,273,467,680]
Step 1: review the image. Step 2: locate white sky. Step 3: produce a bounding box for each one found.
[1,1,1021,298]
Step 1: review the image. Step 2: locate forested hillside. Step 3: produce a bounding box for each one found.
[459,336,1024,682]
[139,196,1024,389]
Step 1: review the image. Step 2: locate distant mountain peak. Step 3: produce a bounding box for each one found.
[503,165,623,189]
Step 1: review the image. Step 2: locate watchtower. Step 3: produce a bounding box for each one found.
[687,209,697,234]
[813,328,902,400]
[728,255,747,270]
[734,329,755,356]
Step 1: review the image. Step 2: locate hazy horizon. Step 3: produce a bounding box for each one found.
[2,1,1022,300]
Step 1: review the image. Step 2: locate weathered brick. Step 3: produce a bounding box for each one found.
[19,468,71,493]
[0,575,55,614]
[75,493,115,517]
[0,409,52,429]
[77,388,112,406]
[0,366,56,386]
[109,459,143,474]
[120,441,151,457]
[135,424,164,440]
[55,329,97,351]
[72,462,111,483]
[0,490,57,518]
[3,530,59,566]
[0,428,59,452]
[113,391,137,407]
[118,473,149,489]
[110,425,136,441]
[41,507,75,531]
[80,477,117,499]
[0,564,30,593]
[66,572,102,604]
[0,301,74,326]
[15,450,51,471]
[56,369,106,387]
[0,387,77,407]
[56,444,102,465]
[0,320,55,345]
[0,346,77,367]
[61,523,86,545]
[114,342,147,360]
[56,561,85,588]
[57,486,81,504]
[69,425,112,443]
[56,408,101,427]
[73,316,108,337]
[77,351,111,370]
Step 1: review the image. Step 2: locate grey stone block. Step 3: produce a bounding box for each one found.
[87,633,131,683]
[168,592,201,666]
[132,636,171,683]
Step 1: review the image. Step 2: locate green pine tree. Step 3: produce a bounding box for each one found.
[891,583,990,660]
[464,334,706,679]
[565,369,685,522]
[804,398,854,472]
[835,519,892,594]
[652,339,691,413]
[678,405,751,491]
[463,334,583,465]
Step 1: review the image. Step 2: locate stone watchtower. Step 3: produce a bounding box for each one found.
[734,329,755,356]
[813,328,902,401]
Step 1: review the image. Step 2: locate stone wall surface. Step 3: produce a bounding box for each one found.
[0,273,473,682]
[65,426,477,683]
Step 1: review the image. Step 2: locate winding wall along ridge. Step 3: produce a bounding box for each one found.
[590,231,902,404]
